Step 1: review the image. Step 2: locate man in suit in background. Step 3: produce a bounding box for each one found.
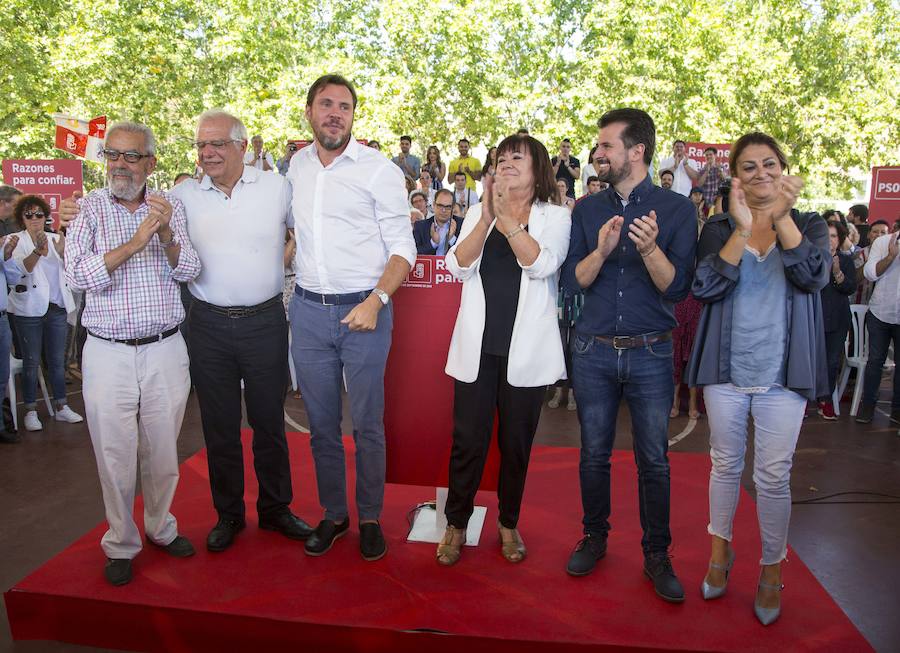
[414,189,463,255]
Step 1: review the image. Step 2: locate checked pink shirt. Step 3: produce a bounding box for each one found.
[65,188,201,340]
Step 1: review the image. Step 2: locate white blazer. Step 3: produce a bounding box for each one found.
[445,201,572,386]
[8,230,76,317]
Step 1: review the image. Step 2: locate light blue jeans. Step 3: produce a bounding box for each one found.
[704,384,806,565]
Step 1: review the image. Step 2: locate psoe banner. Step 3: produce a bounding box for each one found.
[383,255,501,491]
[868,166,900,223]
[685,142,732,175]
[1,159,83,230]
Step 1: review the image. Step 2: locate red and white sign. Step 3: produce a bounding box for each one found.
[53,114,106,162]
[1,159,83,230]
[685,142,732,174]
[384,256,499,489]
[868,166,900,223]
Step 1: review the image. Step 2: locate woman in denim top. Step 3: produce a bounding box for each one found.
[687,133,829,625]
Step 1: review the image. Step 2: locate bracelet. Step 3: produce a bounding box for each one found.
[505,223,527,240]
[737,229,751,238]
[159,238,177,249]
[639,243,658,258]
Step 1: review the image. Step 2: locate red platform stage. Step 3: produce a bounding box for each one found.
[5,434,871,652]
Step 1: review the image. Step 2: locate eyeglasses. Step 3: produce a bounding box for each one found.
[23,210,46,219]
[434,202,453,210]
[192,139,240,150]
[103,149,152,163]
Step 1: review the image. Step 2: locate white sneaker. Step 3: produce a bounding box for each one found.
[567,395,577,411]
[548,387,562,408]
[54,405,84,424]
[24,410,43,431]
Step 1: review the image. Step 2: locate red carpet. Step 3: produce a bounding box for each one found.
[5,433,871,652]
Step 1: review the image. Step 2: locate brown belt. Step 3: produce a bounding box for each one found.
[594,331,672,350]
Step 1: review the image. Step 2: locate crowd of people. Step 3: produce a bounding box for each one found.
[0,73,898,631]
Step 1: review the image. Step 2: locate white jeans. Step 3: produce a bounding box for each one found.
[83,333,191,559]
[704,384,806,565]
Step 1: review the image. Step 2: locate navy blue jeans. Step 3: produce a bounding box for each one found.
[571,333,674,556]
[862,312,900,410]
[12,305,68,407]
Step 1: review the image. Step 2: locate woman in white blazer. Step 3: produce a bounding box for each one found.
[8,195,82,431]
[437,135,571,566]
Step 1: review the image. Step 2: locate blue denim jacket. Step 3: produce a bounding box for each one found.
[687,210,830,401]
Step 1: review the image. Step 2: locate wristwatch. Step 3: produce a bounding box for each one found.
[371,288,390,305]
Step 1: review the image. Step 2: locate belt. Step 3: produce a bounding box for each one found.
[595,331,672,350]
[296,286,372,306]
[89,326,179,347]
[194,295,282,318]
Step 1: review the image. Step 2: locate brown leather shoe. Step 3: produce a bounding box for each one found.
[498,524,527,563]
[436,525,466,566]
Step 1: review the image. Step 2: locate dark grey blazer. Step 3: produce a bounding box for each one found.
[687,210,830,401]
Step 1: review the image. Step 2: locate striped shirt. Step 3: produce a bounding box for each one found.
[64,187,201,339]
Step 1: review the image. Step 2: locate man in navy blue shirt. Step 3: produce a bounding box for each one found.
[561,109,696,603]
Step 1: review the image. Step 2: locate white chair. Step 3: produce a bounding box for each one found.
[8,354,55,431]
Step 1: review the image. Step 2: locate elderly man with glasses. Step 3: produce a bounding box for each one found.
[170,110,313,553]
[62,121,201,586]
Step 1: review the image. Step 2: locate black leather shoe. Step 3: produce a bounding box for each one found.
[259,510,314,540]
[644,554,685,603]
[855,403,875,424]
[359,522,387,561]
[104,558,132,586]
[206,518,246,552]
[149,535,195,558]
[566,535,607,576]
[304,518,350,556]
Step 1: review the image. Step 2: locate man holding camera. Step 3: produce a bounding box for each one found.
[552,138,581,199]
[277,142,300,176]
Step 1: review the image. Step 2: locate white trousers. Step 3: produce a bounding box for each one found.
[83,332,191,559]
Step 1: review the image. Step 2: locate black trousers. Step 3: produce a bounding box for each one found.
[824,325,849,399]
[187,296,292,522]
[445,353,546,529]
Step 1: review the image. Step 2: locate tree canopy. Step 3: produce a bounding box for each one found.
[1,0,898,198]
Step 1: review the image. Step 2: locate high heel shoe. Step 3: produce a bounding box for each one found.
[436,525,466,566]
[754,580,783,625]
[701,548,735,600]
[498,524,527,563]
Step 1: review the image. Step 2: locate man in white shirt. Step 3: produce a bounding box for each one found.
[243,135,275,171]
[288,74,416,561]
[657,140,700,196]
[451,171,478,219]
[857,230,900,424]
[172,110,313,552]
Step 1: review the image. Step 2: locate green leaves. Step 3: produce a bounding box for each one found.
[0,0,897,200]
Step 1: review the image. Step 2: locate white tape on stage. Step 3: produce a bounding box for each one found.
[407,487,487,546]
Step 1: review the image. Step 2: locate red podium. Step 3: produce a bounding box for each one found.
[383,255,500,544]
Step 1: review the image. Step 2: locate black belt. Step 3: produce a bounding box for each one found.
[193,295,282,318]
[89,326,179,347]
[296,286,372,306]
[595,331,672,350]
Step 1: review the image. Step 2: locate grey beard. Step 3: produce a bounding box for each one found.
[316,127,350,151]
[108,172,144,202]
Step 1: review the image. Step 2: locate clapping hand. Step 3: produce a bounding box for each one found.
[2,235,18,261]
[770,175,804,222]
[729,178,753,232]
[59,191,82,229]
[596,215,624,258]
[33,231,49,257]
[628,211,660,256]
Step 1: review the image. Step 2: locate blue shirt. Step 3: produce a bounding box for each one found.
[730,246,788,389]
[561,175,697,336]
